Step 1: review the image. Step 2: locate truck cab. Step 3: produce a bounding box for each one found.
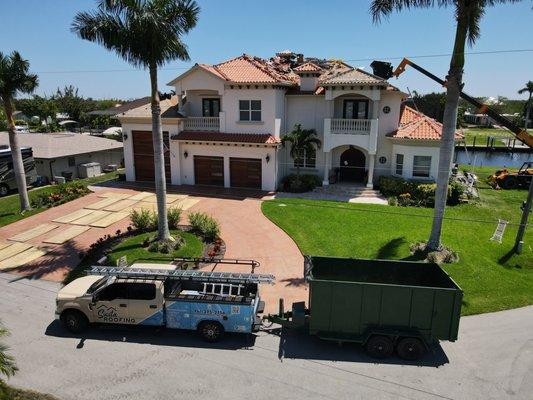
[56,263,273,342]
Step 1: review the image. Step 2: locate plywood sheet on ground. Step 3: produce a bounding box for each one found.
[0,247,47,270]
[8,224,59,242]
[0,242,34,262]
[90,212,129,228]
[175,198,200,210]
[97,192,132,200]
[70,210,112,226]
[53,209,94,224]
[130,203,157,213]
[141,194,187,205]
[128,192,153,201]
[85,197,122,210]
[43,226,91,244]
[103,199,138,212]
[0,242,12,251]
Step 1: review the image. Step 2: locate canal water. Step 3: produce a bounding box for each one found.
[455,149,531,168]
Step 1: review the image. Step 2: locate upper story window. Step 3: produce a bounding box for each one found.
[343,99,368,119]
[294,148,316,169]
[412,155,431,178]
[239,100,261,122]
[395,154,404,176]
[202,98,220,117]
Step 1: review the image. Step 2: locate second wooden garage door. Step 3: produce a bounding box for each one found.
[194,156,224,186]
[230,158,262,189]
[132,131,171,182]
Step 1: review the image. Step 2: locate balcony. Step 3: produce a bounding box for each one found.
[183,117,220,131]
[323,118,378,153]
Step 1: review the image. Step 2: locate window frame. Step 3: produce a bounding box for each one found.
[294,148,317,169]
[342,99,369,119]
[202,98,220,117]
[395,153,404,176]
[238,100,262,122]
[127,283,156,301]
[412,155,432,178]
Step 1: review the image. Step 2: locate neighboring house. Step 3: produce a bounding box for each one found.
[119,51,462,191]
[0,132,124,182]
[87,96,151,117]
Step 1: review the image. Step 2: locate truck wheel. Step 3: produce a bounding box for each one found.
[0,184,8,197]
[365,335,394,359]
[396,337,425,361]
[61,310,88,333]
[198,321,224,342]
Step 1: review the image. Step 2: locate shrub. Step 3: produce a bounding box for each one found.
[167,206,183,229]
[130,209,157,232]
[31,180,90,208]
[280,174,321,193]
[447,180,466,205]
[188,212,221,241]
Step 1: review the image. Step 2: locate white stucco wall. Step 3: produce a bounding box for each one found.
[172,68,225,96]
[182,90,221,117]
[173,142,277,191]
[391,142,441,181]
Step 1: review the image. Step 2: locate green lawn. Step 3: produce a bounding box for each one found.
[106,230,204,265]
[262,167,532,316]
[461,127,515,147]
[0,171,120,228]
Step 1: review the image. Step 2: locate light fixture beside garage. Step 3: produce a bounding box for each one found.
[123,133,128,140]
[183,150,189,158]
[266,154,270,163]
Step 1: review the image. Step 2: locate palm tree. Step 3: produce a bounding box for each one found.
[0,51,38,212]
[0,323,17,379]
[371,0,520,251]
[518,81,533,131]
[72,0,199,241]
[281,124,321,179]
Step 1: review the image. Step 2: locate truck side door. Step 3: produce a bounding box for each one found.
[92,282,134,324]
[127,282,164,326]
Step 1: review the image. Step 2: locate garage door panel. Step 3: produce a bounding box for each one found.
[230,158,262,189]
[132,131,171,182]
[194,156,224,186]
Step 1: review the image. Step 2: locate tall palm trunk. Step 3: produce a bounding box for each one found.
[3,98,31,212]
[149,64,171,241]
[427,13,468,250]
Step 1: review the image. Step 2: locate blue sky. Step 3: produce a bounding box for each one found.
[1,0,532,100]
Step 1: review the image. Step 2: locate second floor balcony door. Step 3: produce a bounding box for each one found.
[202,98,220,117]
[343,99,368,119]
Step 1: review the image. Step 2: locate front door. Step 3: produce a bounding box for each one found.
[343,99,369,119]
[92,282,134,324]
[339,147,366,182]
[202,98,220,117]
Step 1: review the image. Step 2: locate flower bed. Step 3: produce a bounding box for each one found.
[31,181,90,208]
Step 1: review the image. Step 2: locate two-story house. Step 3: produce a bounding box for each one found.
[119,51,461,191]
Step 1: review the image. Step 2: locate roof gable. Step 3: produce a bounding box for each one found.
[390,106,463,141]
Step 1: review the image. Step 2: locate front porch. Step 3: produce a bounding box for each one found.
[321,145,377,188]
[276,183,386,205]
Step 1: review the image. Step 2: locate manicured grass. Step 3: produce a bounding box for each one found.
[106,230,204,265]
[0,171,120,228]
[461,127,514,147]
[262,168,532,316]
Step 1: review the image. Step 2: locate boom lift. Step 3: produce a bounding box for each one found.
[392,58,533,148]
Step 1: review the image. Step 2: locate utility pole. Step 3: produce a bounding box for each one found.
[515,177,533,254]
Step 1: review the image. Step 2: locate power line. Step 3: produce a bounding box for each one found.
[29,48,533,74]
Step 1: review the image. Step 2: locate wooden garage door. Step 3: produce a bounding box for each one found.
[132,131,171,182]
[230,158,262,189]
[194,156,224,186]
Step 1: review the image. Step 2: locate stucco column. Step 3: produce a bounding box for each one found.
[322,151,330,186]
[366,153,375,188]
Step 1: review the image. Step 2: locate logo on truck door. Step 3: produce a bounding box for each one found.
[96,305,135,324]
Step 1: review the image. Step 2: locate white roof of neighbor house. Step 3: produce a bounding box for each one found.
[0,132,123,159]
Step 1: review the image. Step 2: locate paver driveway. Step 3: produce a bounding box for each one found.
[0,185,305,312]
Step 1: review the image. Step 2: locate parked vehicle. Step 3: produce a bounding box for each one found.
[267,256,463,360]
[488,161,533,190]
[14,125,30,133]
[56,262,274,342]
[0,146,38,196]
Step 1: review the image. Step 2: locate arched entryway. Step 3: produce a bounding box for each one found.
[340,146,366,182]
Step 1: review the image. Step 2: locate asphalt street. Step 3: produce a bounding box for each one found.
[0,273,532,400]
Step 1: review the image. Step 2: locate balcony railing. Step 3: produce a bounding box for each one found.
[330,118,371,134]
[183,117,220,131]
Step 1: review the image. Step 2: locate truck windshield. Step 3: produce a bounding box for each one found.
[86,277,110,294]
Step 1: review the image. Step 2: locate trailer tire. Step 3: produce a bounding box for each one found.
[61,310,88,334]
[397,337,425,360]
[365,335,394,359]
[198,321,224,342]
[0,184,9,197]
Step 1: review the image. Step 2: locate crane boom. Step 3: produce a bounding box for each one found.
[393,58,533,148]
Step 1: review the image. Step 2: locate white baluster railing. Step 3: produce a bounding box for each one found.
[183,117,220,131]
[330,119,371,134]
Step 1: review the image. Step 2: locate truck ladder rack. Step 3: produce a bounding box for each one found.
[173,257,261,272]
[87,265,275,285]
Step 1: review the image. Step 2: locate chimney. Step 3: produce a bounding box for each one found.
[297,53,304,64]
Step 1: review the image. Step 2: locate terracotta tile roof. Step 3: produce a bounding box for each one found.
[293,62,322,73]
[390,106,463,141]
[174,131,280,145]
[320,68,388,86]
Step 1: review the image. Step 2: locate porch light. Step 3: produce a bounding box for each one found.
[266,154,270,163]
[123,133,128,140]
[183,150,188,158]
